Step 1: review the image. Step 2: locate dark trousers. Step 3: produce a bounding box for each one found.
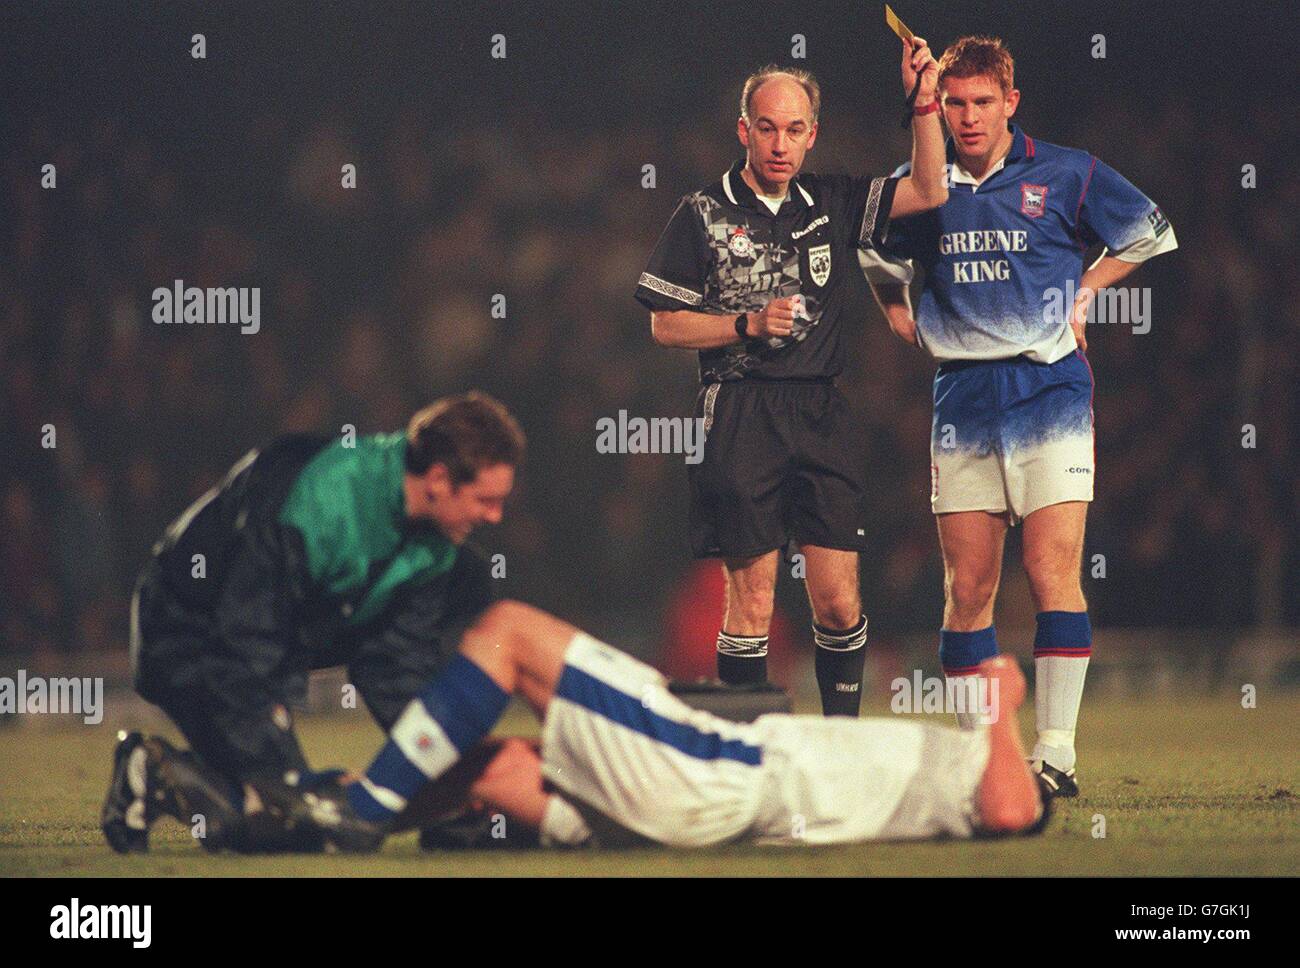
[130,559,460,783]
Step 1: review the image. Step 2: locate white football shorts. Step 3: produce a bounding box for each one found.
[540,634,989,846]
[931,351,1095,524]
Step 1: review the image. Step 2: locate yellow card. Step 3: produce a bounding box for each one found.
[885,4,914,43]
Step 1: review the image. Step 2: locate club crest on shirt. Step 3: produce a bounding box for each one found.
[1020,183,1048,218]
[808,244,831,286]
[728,227,754,258]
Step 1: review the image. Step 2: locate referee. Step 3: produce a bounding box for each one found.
[636,40,948,714]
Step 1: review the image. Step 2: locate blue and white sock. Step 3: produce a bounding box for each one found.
[940,626,1000,730]
[1032,611,1092,772]
[347,654,509,823]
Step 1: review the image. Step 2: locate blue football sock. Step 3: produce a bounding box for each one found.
[939,626,999,676]
[1032,611,1092,771]
[1032,611,1092,660]
[940,627,1000,729]
[347,654,509,822]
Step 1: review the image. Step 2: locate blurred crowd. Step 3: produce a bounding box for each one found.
[3,85,1296,661]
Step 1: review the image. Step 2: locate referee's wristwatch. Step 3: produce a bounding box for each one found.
[735,313,751,339]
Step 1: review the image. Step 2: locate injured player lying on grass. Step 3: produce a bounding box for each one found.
[108,600,1047,851]
[314,600,1046,850]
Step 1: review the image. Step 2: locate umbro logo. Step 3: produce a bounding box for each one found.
[792,215,830,239]
[835,683,859,692]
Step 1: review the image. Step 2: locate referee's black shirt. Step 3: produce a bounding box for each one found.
[636,158,898,383]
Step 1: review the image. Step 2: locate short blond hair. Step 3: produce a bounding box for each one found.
[937,35,1016,95]
[740,65,821,124]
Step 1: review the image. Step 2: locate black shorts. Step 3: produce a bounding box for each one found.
[687,379,868,559]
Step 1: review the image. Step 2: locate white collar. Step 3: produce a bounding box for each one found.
[723,167,815,208]
[950,155,1007,189]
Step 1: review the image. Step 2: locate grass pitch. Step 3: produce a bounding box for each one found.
[1,696,1296,877]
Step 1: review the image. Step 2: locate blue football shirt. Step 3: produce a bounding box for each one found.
[862,125,1177,363]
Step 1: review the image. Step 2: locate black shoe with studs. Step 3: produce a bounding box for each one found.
[101,731,153,853]
[1033,760,1079,799]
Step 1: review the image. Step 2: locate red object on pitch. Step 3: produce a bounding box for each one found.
[660,560,795,687]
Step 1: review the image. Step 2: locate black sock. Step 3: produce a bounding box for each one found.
[717,630,769,685]
[813,615,868,716]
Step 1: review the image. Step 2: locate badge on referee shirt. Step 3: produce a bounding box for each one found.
[728,227,754,258]
[808,244,831,286]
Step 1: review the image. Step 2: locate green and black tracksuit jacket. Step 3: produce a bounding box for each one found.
[130,432,495,782]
